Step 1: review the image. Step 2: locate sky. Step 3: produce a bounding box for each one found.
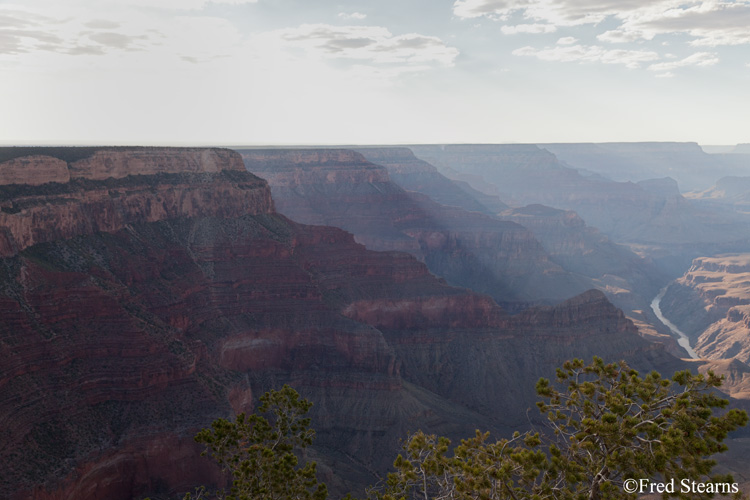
[1,0,749,145]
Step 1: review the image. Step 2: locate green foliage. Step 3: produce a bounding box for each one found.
[535,357,747,500]
[192,384,327,500]
[371,357,747,500]
[186,360,746,500]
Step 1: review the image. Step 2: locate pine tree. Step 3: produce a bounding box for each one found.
[191,384,327,500]
[373,357,748,500]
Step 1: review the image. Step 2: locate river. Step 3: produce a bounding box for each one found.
[650,286,699,359]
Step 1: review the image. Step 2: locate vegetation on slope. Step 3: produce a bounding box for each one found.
[180,357,747,500]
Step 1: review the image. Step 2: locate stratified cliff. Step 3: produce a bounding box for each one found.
[660,254,750,362]
[0,147,262,256]
[409,144,750,276]
[354,147,508,214]
[240,148,590,309]
[0,148,683,499]
[496,204,684,355]
[688,176,750,212]
[540,142,743,192]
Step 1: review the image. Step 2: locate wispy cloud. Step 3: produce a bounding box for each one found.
[454,0,750,47]
[453,0,653,26]
[0,3,247,60]
[97,0,258,9]
[275,24,459,68]
[338,12,367,20]
[513,43,660,69]
[648,51,719,74]
[501,23,556,34]
[0,10,64,55]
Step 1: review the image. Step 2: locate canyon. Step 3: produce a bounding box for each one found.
[0,147,691,499]
[408,144,750,277]
[660,254,750,363]
[540,142,749,193]
[242,147,683,355]
[239,148,590,310]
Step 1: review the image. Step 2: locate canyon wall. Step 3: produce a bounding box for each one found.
[1,148,685,499]
[409,144,750,277]
[239,148,684,354]
[660,254,750,362]
[496,204,684,355]
[540,142,741,192]
[240,148,590,309]
[354,147,508,214]
[0,148,268,257]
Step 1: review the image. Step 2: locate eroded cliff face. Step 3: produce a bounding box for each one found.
[660,255,750,362]
[0,147,246,184]
[497,204,683,356]
[408,145,750,277]
[0,148,267,257]
[377,289,683,428]
[68,148,246,180]
[1,148,683,499]
[240,148,590,308]
[0,155,71,185]
[354,147,508,214]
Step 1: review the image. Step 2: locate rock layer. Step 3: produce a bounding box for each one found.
[240,148,589,308]
[660,254,750,362]
[0,148,684,499]
[497,204,682,355]
[0,148,269,256]
[408,144,750,277]
[354,147,508,214]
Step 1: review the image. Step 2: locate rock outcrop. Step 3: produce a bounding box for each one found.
[497,204,684,355]
[409,144,750,276]
[687,176,750,212]
[660,254,750,362]
[354,147,508,214]
[0,148,269,256]
[0,155,70,185]
[239,147,682,352]
[240,148,590,309]
[540,142,745,193]
[1,148,685,499]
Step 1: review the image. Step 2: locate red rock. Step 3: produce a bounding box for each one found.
[241,148,590,308]
[0,148,684,499]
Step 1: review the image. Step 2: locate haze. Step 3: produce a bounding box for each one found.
[1,0,749,146]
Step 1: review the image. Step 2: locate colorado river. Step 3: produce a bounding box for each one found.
[650,287,698,359]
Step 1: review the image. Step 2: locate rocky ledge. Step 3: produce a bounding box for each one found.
[0,147,684,499]
[660,254,750,362]
[0,148,272,256]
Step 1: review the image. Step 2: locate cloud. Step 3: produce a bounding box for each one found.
[274,24,459,67]
[513,43,659,68]
[84,20,121,29]
[0,10,64,54]
[647,51,719,73]
[454,0,750,47]
[453,0,654,26]
[87,31,147,50]
[97,0,258,9]
[557,36,578,44]
[597,29,646,43]
[453,0,528,20]
[338,12,367,20]
[501,23,557,34]
[66,44,107,56]
[0,6,159,56]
